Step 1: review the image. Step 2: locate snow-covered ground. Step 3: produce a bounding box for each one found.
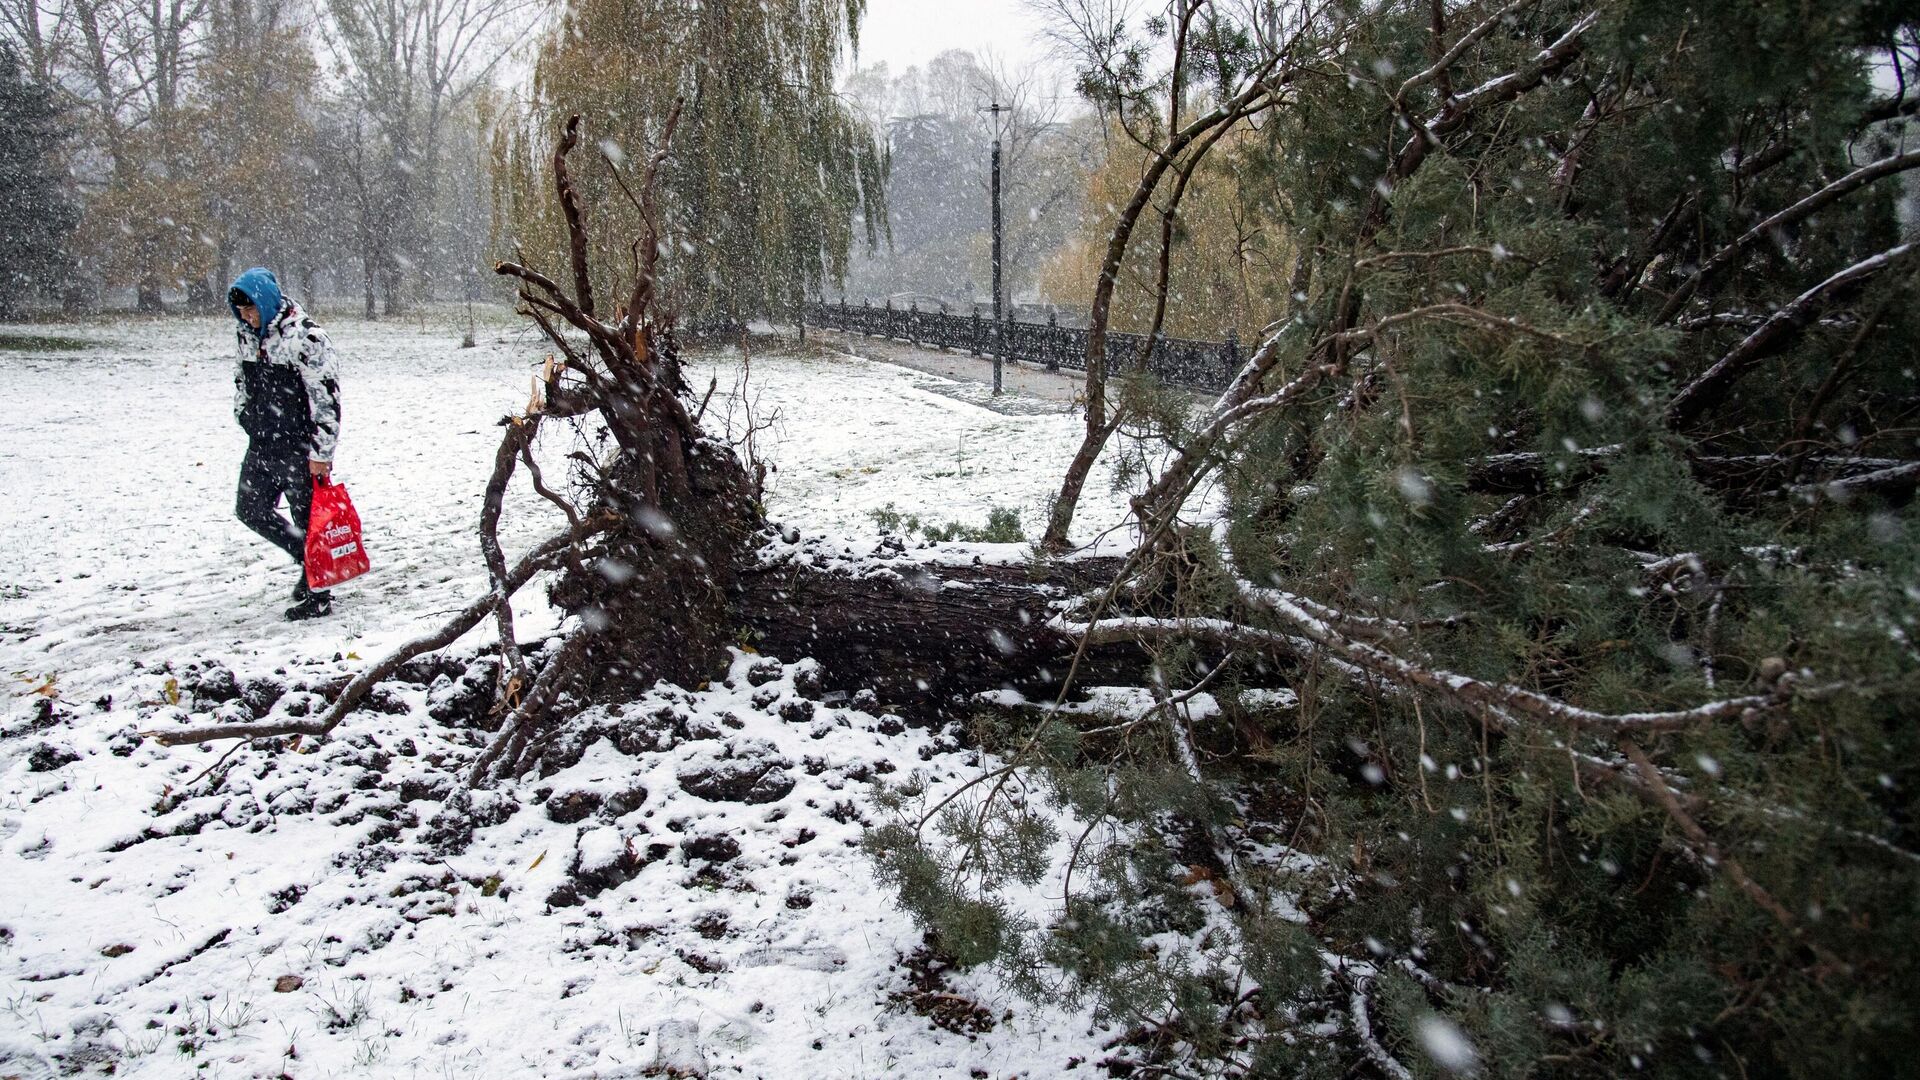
[0,312,1141,1078]
[0,313,1134,701]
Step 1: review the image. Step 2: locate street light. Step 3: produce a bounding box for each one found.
[981,100,1011,395]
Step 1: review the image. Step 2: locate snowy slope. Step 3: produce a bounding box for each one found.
[0,313,1142,1078]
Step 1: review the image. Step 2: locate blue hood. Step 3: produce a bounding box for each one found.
[228,267,284,330]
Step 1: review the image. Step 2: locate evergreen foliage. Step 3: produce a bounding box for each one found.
[874,2,1920,1075]
[495,0,887,322]
[0,44,77,317]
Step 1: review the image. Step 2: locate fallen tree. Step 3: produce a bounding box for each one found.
[152,107,1159,775]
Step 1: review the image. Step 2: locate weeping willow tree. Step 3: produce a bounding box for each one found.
[493,0,887,323]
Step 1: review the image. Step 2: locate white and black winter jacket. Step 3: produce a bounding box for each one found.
[232,299,342,462]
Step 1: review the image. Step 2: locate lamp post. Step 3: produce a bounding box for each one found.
[982,100,1011,395]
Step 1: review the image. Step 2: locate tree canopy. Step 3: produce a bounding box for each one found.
[495,0,888,323]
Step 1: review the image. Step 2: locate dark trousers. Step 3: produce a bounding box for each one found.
[236,441,313,566]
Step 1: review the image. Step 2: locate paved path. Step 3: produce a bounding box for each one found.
[806,328,1091,408]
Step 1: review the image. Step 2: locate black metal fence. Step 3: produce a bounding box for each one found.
[802,298,1240,393]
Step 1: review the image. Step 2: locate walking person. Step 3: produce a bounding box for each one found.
[228,267,342,620]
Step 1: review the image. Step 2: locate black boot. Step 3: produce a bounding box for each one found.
[286,570,332,620]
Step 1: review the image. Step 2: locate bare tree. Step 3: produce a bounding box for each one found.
[840,49,1086,309]
[322,0,542,313]
[0,0,73,82]
[59,0,214,310]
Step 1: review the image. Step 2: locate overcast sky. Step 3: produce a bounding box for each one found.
[852,0,1068,79]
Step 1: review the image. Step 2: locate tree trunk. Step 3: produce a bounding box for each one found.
[362,247,378,320]
[382,138,415,317]
[1041,70,1278,550]
[546,432,764,704]
[60,258,94,316]
[381,260,406,318]
[187,276,217,313]
[735,555,1147,719]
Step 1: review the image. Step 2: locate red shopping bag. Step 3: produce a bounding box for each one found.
[306,478,371,589]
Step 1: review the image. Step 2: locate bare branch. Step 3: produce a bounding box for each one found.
[468,630,591,786]
[1058,600,1784,736]
[1348,980,1416,1080]
[521,303,590,374]
[554,114,596,320]
[1335,302,1589,347]
[1860,92,1920,126]
[1355,245,1530,269]
[622,96,685,338]
[1044,43,1299,547]
[480,416,538,704]
[520,437,583,530]
[1238,583,1419,643]
[1383,8,1601,199]
[1787,459,1920,498]
[496,260,620,351]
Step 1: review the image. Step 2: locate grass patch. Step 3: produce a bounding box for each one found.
[870,502,1025,543]
[0,334,92,353]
